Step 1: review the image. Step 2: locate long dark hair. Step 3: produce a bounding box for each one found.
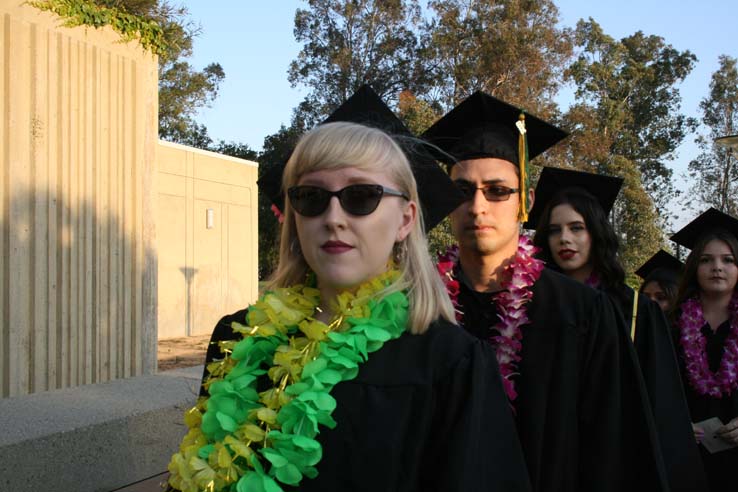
[673,230,738,318]
[533,187,628,307]
[639,268,679,311]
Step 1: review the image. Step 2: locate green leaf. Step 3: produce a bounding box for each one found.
[301,358,327,378]
[198,444,215,460]
[275,463,302,485]
[285,381,311,396]
[216,411,238,432]
[292,435,320,451]
[313,392,336,411]
[262,448,288,468]
[363,325,391,342]
[315,368,341,385]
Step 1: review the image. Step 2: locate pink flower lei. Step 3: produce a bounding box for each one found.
[678,294,738,398]
[438,236,544,403]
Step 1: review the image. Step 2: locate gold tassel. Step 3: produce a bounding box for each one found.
[516,113,529,223]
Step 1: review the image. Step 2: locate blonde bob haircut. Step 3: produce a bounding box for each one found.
[268,121,455,334]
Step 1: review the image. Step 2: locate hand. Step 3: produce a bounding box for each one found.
[692,423,705,444]
[716,417,738,445]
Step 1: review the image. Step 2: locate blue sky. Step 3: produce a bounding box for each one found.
[184,1,738,224]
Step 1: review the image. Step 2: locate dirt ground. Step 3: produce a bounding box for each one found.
[157,334,211,372]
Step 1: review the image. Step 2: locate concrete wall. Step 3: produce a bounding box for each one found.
[157,141,258,339]
[0,1,158,397]
[0,365,201,492]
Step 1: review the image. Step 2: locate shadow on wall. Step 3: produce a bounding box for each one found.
[1,185,156,397]
[178,266,198,337]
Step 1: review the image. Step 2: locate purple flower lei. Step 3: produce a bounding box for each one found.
[438,236,544,403]
[678,294,738,398]
[584,271,600,288]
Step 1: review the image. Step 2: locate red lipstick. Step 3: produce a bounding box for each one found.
[558,249,576,260]
[321,240,353,254]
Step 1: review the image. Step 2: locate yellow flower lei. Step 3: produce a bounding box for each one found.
[167,269,407,492]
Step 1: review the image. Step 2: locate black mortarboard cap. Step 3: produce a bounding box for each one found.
[421,91,568,222]
[635,250,683,279]
[524,167,623,229]
[670,208,738,250]
[421,91,568,165]
[257,85,465,230]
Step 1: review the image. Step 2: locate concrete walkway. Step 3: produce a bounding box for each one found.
[0,366,202,492]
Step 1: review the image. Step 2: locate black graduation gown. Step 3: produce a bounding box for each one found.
[607,286,708,492]
[198,309,532,492]
[673,319,738,492]
[457,267,668,492]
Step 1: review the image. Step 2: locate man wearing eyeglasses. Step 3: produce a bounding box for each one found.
[423,92,670,492]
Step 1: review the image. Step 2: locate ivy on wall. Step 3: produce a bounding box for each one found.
[28,0,167,55]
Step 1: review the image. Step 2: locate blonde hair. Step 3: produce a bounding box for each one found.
[268,121,454,333]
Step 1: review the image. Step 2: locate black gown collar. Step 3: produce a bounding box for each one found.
[701,320,732,372]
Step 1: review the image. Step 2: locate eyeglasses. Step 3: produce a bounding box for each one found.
[287,184,409,217]
[454,180,520,202]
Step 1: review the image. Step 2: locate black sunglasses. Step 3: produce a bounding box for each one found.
[287,184,409,217]
[454,180,520,202]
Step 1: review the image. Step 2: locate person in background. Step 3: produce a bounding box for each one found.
[165,88,531,492]
[637,250,683,313]
[671,208,738,492]
[530,167,707,492]
[422,91,668,492]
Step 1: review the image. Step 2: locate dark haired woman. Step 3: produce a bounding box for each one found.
[670,209,738,491]
[637,250,683,313]
[530,167,708,492]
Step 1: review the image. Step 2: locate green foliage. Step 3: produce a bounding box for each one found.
[608,156,663,277]
[426,217,456,259]
[158,59,225,142]
[29,0,167,54]
[397,90,439,134]
[213,141,259,162]
[688,55,738,216]
[565,18,697,225]
[33,0,226,147]
[102,0,226,143]
[560,19,697,277]
[420,0,572,115]
[288,0,425,123]
[257,124,306,280]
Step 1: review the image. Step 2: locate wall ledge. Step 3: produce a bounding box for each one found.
[0,366,202,492]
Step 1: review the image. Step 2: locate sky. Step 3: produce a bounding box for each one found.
[183,1,738,226]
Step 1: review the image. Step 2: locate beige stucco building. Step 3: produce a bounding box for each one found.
[157,141,258,340]
[0,1,258,397]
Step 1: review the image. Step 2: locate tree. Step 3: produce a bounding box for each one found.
[688,55,738,216]
[212,141,259,162]
[288,0,425,123]
[420,0,572,116]
[257,124,306,279]
[96,0,225,144]
[395,90,457,256]
[562,19,696,276]
[565,19,697,222]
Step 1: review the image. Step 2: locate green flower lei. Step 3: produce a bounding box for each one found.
[167,269,407,492]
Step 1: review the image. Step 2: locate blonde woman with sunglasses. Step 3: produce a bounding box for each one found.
[165,91,530,492]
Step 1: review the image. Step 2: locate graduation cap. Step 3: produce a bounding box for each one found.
[421,91,568,222]
[523,167,624,230]
[635,250,683,280]
[257,85,466,230]
[670,207,738,250]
